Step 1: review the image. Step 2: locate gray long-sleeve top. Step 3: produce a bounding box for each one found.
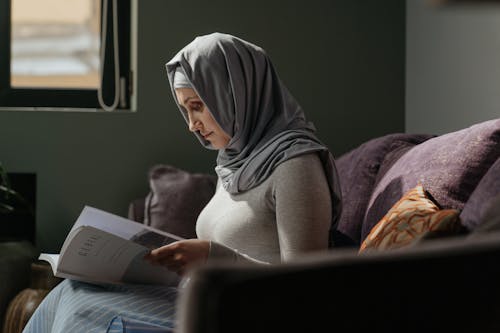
[196,153,332,265]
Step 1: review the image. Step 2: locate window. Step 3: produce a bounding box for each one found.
[0,0,134,111]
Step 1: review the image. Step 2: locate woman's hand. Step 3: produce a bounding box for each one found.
[144,239,210,276]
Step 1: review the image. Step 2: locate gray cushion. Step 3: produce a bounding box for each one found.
[143,165,216,239]
[362,119,500,242]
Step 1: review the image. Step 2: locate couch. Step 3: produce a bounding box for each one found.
[5,119,499,332]
[131,118,499,333]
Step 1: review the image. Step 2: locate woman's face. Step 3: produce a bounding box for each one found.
[175,88,231,149]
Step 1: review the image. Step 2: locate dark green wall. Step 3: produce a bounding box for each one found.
[0,0,405,252]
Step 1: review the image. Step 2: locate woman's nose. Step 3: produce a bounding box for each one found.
[187,113,201,132]
[188,121,197,132]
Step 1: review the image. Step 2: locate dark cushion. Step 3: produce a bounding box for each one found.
[467,193,500,235]
[460,158,500,231]
[373,141,417,185]
[362,119,500,242]
[143,165,217,239]
[334,133,434,245]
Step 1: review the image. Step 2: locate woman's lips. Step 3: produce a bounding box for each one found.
[202,132,213,139]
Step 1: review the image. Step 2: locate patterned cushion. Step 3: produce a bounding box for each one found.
[362,119,500,242]
[359,184,461,252]
[334,133,435,246]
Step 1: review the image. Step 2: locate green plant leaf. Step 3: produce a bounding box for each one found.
[0,163,11,188]
[0,163,35,218]
[0,202,14,213]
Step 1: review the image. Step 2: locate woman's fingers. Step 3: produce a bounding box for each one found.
[144,242,181,264]
[150,242,178,259]
[144,239,209,276]
[157,253,186,267]
[157,256,188,276]
[144,243,187,272]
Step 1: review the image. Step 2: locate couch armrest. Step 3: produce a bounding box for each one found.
[177,233,500,333]
[0,241,38,330]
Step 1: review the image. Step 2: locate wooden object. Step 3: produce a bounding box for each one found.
[3,261,62,333]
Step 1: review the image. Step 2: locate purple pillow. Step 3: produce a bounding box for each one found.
[460,158,500,231]
[467,194,500,234]
[362,119,500,242]
[144,165,217,239]
[373,141,419,185]
[334,133,434,245]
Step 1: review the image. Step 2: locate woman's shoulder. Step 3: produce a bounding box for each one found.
[269,152,330,200]
[274,152,323,175]
[270,153,325,187]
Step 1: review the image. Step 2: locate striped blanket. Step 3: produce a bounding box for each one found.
[22,279,179,333]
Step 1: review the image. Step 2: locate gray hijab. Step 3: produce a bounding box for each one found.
[166,33,342,235]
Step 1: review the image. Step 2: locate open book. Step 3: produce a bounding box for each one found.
[39,206,183,286]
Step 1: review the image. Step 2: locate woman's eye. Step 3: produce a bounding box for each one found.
[190,102,203,111]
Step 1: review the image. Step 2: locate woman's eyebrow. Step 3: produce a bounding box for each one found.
[183,96,199,105]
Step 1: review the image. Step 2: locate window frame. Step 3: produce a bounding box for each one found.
[0,0,134,111]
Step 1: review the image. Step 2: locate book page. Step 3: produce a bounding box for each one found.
[65,206,183,253]
[57,225,179,285]
[38,253,60,275]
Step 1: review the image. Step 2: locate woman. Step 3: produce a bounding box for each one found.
[23,32,341,333]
